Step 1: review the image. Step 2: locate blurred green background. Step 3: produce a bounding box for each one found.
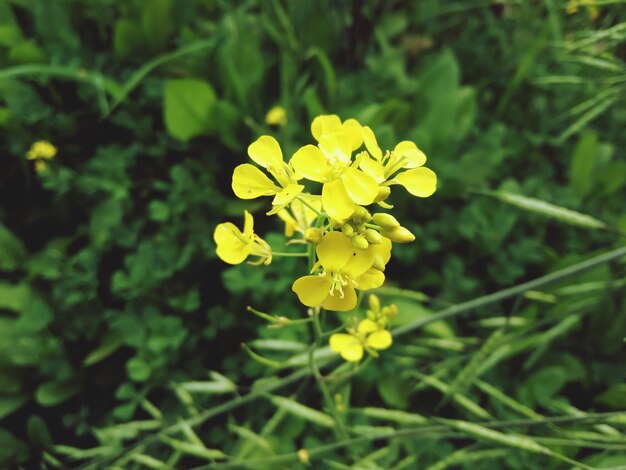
[1,0,625,468]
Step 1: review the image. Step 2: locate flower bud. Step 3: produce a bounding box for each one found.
[374,186,391,203]
[364,228,382,244]
[372,213,400,229]
[351,234,369,250]
[341,224,354,237]
[381,226,415,243]
[304,228,323,244]
[368,294,380,313]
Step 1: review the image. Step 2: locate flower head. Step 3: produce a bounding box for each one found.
[26,140,57,172]
[265,106,287,126]
[329,318,392,362]
[232,136,304,215]
[291,231,390,311]
[213,211,272,265]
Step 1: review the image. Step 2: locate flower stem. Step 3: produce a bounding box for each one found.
[309,309,349,440]
[296,195,322,216]
[271,251,309,257]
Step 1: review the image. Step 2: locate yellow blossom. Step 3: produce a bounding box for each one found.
[359,127,437,201]
[291,231,390,311]
[329,318,392,362]
[276,195,321,237]
[265,106,287,126]
[26,140,57,161]
[213,211,272,265]
[291,117,378,220]
[231,135,304,215]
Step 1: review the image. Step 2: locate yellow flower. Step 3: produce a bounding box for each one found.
[291,116,378,220]
[213,211,272,265]
[231,135,304,215]
[329,318,392,362]
[359,127,437,201]
[291,231,389,311]
[265,106,287,126]
[26,141,57,161]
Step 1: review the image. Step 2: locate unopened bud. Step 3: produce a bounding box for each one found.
[304,228,323,244]
[351,234,369,250]
[368,294,380,313]
[341,224,354,237]
[364,228,382,244]
[374,186,391,202]
[372,213,400,229]
[381,226,415,243]
[330,218,345,228]
[297,448,310,463]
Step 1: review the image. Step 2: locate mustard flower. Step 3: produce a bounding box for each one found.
[213,211,272,265]
[231,135,304,215]
[329,318,392,362]
[26,140,57,172]
[291,231,390,312]
[265,106,287,126]
[276,195,321,238]
[290,116,378,220]
[359,126,437,201]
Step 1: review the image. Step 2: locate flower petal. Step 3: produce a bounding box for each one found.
[232,164,281,199]
[366,330,392,350]
[311,115,341,141]
[319,132,352,166]
[358,319,379,334]
[290,144,330,182]
[267,184,305,215]
[342,246,375,279]
[391,167,437,198]
[355,268,385,290]
[393,141,426,168]
[362,126,382,161]
[322,179,356,220]
[342,118,364,150]
[214,223,250,264]
[292,275,331,307]
[329,334,363,362]
[316,231,354,272]
[359,152,386,183]
[340,343,364,362]
[248,135,283,169]
[322,285,357,312]
[243,210,254,237]
[341,167,378,206]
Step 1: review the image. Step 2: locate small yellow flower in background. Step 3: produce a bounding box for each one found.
[265,106,287,126]
[330,318,392,362]
[213,211,272,265]
[26,140,57,172]
[277,195,321,238]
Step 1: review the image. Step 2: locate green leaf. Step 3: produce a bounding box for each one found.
[266,394,335,428]
[378,376,410,409]
[0,223,27,271]
[0,395,28,420]
[0,283,29,311]
[148,200,170,222]
[8,41,46,64]
[113,19,144,59]
[594,384,626,409]
[84,331,124,366]
[486,191,609,230]
[127,357,152,382]
[570,132,598,198]
[35,381,79,407]
[163,78,217,141]
[27,415,53,449]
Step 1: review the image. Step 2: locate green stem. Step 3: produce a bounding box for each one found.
[271,251,308,257]
[309,310,349,440]
[297,195,322,216]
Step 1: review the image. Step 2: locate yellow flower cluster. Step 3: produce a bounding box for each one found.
[329,294,397,362]
[213,114,436,312]
[26,140,57,172]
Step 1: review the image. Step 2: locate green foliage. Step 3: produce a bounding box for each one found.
[0,0,625,468]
